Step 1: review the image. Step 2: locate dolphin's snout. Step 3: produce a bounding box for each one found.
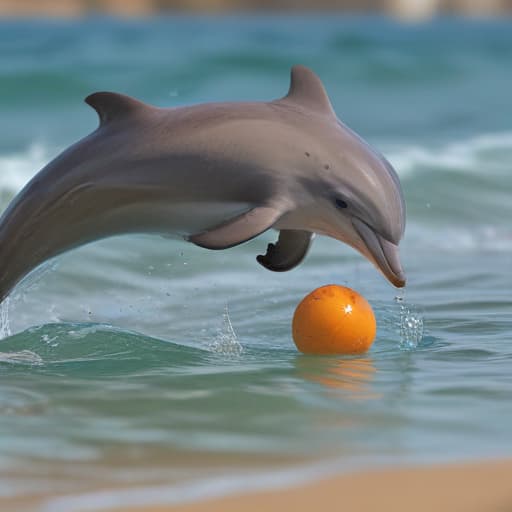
[351,217,406,288]
[378,237,406,288]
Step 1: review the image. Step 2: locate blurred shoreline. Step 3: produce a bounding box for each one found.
[3,459,512,511]
[0,0,511,21]
[104,459,512,512]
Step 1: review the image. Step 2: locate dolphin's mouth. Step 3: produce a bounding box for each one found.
[352,217,406,288]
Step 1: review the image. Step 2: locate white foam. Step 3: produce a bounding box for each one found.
[405,224,512,252]
[382,131,512,178]
[0,143,54,194]
[0,298,11,339]
[0,350,43,366]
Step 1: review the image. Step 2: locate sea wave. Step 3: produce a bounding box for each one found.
[405,224,512,252]
[1,131,511,196]
[384,131,512,178]
[0,143,53,196]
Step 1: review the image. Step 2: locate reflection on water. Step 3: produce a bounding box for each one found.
[296,356,379,401]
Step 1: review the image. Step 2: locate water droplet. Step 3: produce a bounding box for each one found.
[398,300,424,350]
[209,305,243,357]
[0,298,11,339]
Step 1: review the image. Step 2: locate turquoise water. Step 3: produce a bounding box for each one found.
[1,16,512,511]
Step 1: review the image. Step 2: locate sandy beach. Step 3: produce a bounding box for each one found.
[0,0,512,18]
[104,459,512,512]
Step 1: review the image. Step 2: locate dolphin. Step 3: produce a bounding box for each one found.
[0,65,406,303]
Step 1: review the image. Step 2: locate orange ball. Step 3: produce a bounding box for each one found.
[292,285,376,355]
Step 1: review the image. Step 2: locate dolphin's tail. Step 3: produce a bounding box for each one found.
[0,184,42,303]
[0,131,165,303]
[0,145,87,302]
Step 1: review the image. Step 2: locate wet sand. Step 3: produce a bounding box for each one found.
[105,459,512,512]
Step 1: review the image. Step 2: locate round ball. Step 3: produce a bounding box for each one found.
[292,285,376,355]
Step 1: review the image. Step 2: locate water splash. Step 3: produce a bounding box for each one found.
[0,297,11,339]
[208,305,243,357]
[0,349,44,366]
[394,291,424,350]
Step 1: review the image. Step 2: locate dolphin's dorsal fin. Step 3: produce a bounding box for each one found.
[85,92,149,126]
[280,65,335,116]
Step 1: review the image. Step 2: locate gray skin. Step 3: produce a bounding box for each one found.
[0,65,406,303]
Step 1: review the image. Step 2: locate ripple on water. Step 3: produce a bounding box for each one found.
[0,386,48,416]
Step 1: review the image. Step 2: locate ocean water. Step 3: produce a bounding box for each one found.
[1,15,511,511]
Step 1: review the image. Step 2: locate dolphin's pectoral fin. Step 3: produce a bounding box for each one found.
[188,206,282,250]
[257,230,314,272]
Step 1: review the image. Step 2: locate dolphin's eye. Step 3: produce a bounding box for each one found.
[335,198,348,209]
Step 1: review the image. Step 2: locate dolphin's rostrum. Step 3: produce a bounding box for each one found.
[0,65,406,302]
